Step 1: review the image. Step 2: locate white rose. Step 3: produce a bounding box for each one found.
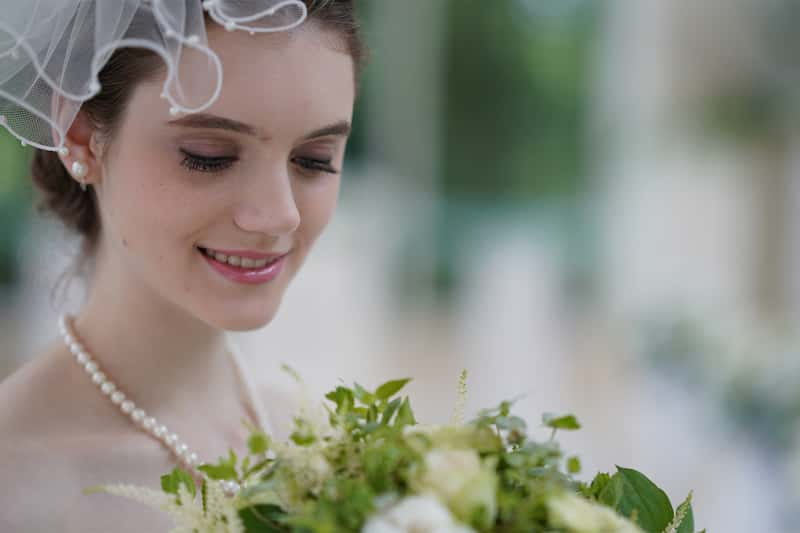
[419,449,481,500]
[362,495,475,533]
[548,491,644,533]
[414,448,498,527]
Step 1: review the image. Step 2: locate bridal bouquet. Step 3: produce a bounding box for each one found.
[89,371,701,533]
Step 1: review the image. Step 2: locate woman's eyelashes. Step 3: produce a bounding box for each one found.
[292,155,339,175]
[179,149,339,175]
[180,149,237,173]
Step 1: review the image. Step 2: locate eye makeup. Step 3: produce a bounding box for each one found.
[179,148,238,174]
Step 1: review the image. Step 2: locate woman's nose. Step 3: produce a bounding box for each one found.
[232,171,301,236]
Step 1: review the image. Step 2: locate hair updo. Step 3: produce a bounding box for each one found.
[30,0,363,260]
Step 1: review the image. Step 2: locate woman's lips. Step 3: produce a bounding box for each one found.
[198,247,286,285]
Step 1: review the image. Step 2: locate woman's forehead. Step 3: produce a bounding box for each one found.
[132,25,355,138]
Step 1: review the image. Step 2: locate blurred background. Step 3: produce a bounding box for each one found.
[1,0,798,530]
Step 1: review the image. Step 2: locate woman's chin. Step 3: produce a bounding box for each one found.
[204,302,282,332]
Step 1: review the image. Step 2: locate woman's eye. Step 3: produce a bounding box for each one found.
[292,156,338,175]
[180,150,237,173]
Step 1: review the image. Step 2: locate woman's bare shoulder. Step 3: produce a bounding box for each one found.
[0,340,68,432]
[0,339,99,438]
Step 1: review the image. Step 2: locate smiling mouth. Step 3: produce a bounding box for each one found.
[197,246,282,270]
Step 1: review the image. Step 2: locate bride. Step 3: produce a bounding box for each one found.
[0,0,362,530]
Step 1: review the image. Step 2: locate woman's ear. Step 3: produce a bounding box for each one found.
[57,110,104,188]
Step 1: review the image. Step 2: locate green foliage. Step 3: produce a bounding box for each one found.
[198,449,240,481]
[587,467,697,533]
[133,377,700,533]
[248,432,270,455]
[542,413,582,431]
[160,467,197,501]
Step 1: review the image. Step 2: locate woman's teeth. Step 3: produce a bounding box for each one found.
[201,247,271,269]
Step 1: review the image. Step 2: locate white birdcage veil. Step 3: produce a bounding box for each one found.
[0,0,307,151]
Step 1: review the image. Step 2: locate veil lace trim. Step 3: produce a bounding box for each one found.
[0,0,307,151]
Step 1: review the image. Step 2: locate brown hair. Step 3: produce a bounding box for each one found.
[30,0,363,260]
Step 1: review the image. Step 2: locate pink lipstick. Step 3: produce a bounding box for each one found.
[199,247,287,285]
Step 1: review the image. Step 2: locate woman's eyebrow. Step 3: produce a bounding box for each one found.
[166,113,351,141]
[302,120,351,140]
[167,113,258,136]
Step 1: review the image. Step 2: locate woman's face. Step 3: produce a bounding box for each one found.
[92,24,355,331]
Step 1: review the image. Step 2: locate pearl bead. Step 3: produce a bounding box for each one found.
[71,160,88,178]
[89,80,100,92]
[58,314,222,483]
[202,0,214,9]
[57,146,70,157]
[186,34,200,44]
[169,106,180,116]
[225,21,236,31]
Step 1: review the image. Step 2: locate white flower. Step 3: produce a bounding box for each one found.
[266,439,333,511]
[413,448,498,527]
[95,480,244,533]
[420,449,482,501]
[362,495,475,533]
[547,491,644,533]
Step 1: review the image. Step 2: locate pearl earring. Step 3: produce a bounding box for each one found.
[71,160,88,191]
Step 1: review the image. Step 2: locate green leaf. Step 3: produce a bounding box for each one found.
[248,432,270,455]
[542,413,581,430]
[238,503,288,532]
[586,472,612,500]
[325,386,355,414]
[380,397,403,425]
[160,467,196,499]
[567,455,581,474]
[393,397,416,428]
[354,383,376,405]
[365,404,378,423]
[608,466,674,532]
[197,463,238,481]
[375,378,411,400]
[673,493,695,533]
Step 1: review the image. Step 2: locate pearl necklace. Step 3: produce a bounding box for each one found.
[58,314,254,495]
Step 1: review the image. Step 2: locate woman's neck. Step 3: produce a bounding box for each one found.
[72,244,238,419]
